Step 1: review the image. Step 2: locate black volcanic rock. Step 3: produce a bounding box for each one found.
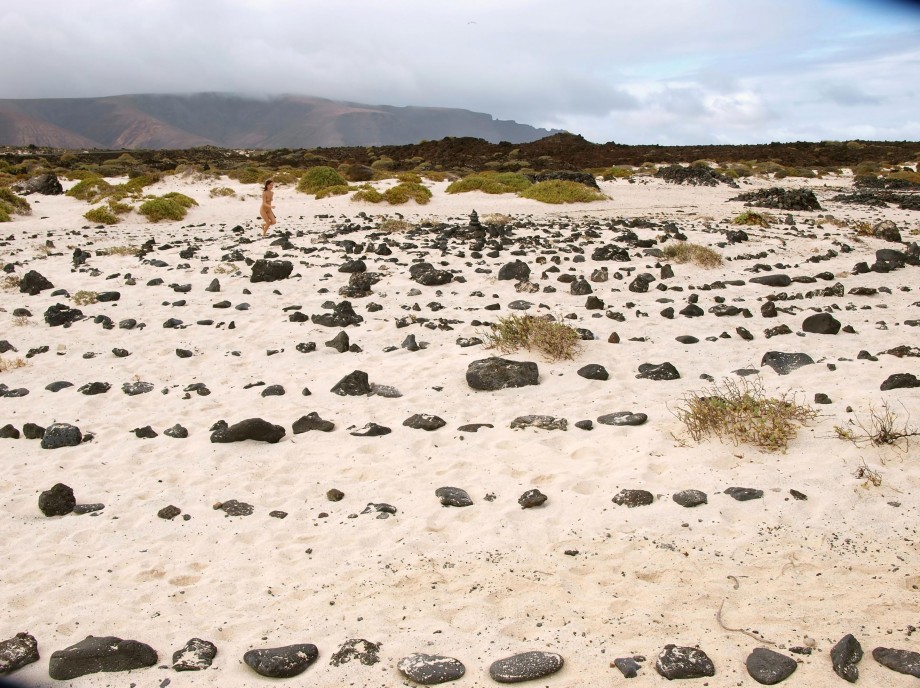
[761,351,814,375]
[44,303,83,327]
[489,651,563,683]
[403,413,446,431]
[612,489,654,507]
[41,423,82,448]
[39,483,76,516]
[210,418,285,443]
[467,357,539,390]
[636,362,680,380]
[750,274,792,287]
[831,634,862,682]
[292,412,335,433]
[312,300,363,327]
[398,653,466,685]
[880,373,920,391]
[250,259,292,282]
[243,644,318,678]
[48,636,157,680]
[331,370,371,396]
[498,260,530,281]
[673,489,708,507]
[19,270,54,295]
[872,647,920,678]
[802,312,840,334]
[12,172,64,195]
[0,632,40,673]
[172,637,217,672]
[577,364,608,380]
[746,647,797,685]
[655,645,715,680]
[435,487,473,507]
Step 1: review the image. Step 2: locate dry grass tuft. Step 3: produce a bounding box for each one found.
[98,245,140,256]
[209,186,236,198]
[835,401,919,451]
[732,210,771,227]
[1,274,21,290]
[484,314,582,361]
[0,356,28,373]
[72,290,99,306]
[378,218,413,232]
[661,242,723,268]
[673,377,816,452]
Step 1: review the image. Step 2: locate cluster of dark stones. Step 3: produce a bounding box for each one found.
[730,187,822,211]
[655,165,738,187]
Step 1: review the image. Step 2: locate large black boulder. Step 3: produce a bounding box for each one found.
[311,301,363,327]
[40,423,83,449]
[746,647,797,685]
[761,351,814,375]
[44,303,84,327]
[636,362,680,380]
[750,274,792,288]
[802,312,840,334]
[243,644,318,678]
[466,358,539,391]
[250,259,293,283]
[19,270,54,296]
[210,418,285,443]
[0,632,40,673]
[872,647,920,678]
[330,370,371,396]
[498,260,530,281]
[880,373,920,391]
[48,636,157,680]
[38,483,76,516]
[12,172,64,195]
[655,645,715,679]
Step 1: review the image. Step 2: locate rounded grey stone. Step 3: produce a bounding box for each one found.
[398,653,466,684]
[489,651,564,683]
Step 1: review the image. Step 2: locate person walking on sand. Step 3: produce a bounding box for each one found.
[260,179,276,236]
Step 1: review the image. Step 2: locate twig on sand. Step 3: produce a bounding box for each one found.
[717,599,777,646]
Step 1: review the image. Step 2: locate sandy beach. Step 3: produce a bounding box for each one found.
[2,170,920,687]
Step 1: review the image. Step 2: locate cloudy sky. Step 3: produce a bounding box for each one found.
[2,0,919,144]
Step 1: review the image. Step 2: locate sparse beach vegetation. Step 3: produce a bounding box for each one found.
[67,176,112,202]
[297,166,347,195]
[138,193,197,222]
[673,377,816,453]
[732,210,770,227]
[446,172,532,194]
[0,356,28,372]
[97,245,141,257]
[72,290,99,305]
[484,314,582,361]
[835,401,919,451]
[0,187,31,217]
[518,180,606,204]
[602,166,634,180]
[315,184,351,199]
[383,181,432,205]
[662,242,723,268]
[84,206,121,225]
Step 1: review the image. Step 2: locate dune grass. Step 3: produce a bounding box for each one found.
[0,356,28,373]
[673,377,816,452]
[209,186,236,198]
[315,184,351,199]
[732,210,770,227]
[484,314,582,361]
[447,172,532,194]
[0,187,31,218]
[661,242,723,268]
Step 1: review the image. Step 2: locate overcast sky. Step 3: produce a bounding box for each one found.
[2,0,919,144]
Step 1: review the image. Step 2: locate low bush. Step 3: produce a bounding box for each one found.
[139,196,190,222]
[1,274,20,290]
[0,187,31,215]
[732,210,770,227]
[108,199,134,215]
[447,172,531,195]
[209,187,237,198]
[161,192,198,209]
[315,184,351,199]
[518,180,606,204]
[379,218,413,232]
[97,245,140,256]
[602,166,634,180]
[384,181,432,205]
[297,166,347,195]
[351,185,384,203]
[0,205,9,222]
[67,177,112,202]
[484,314,582,361]
[673,377,816,452]
[835,401,919,450]
[661,242,723,268]
[72,290,98,305]
[228,166,268,185]
[84,206,120,225]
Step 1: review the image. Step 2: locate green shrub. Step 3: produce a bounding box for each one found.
[316,184,351,199]
[107,199,134,215]
[661,242,723,268]
[446,172,532,194]
[161,192,198,208]
[84,206,120,225]
[351,185,384,203]
[0,187,31,216]
[484,314,581,361]
[732,210,770,227]
[0,205,9,222]
[518,180,606,204]
[338,163,375,182]
[673,377,815,452]
[138,196,190,222]
[122,173,161,193]
[370,157,396,171]
[297,166,347,194]
[383,182,432,205]
[228,166,267,184]
[602,166,634,180]
[209,186,236,198]
[67,177,112,202]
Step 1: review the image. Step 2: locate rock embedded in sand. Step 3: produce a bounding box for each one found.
[398,653,466,684]
[466,357,539,391]
[210,418,285,444]
[655,645,715,680]
[746,647,797,685]
[172,637,217,672]
[597,412,647,426]
[40,423,82,449]
[518,489,547,509]
[78,381,111,396]
[872,647,920,678]
[122,381,154,396]
[331,370,372,396]
[613,656,642,678]
[12,171,63,195]
[218,500,254,516]
[243,644,318,678]
[164,424,188,438]
[880,373,920,391]
[760,351,814,376]
[19,270,54,296]
[0,424,19,439]
[0,632,39,674]
[250,259,293,283]
[510,415,567,431]
[612,489,654,508]
[410,262,453,286]
[489,651,563,683]
[351,422,391,437]
[725,487,763,501]
[673,490,708,507]
[577,364,609,380]
[403,413,447,431]
[498,260,530,282]
[831,634,862,682]
[158,505,181,520]
[750,274,792,288]
[636,362,680,381]
[802,312,841,335]
[436,487,473,507]
[44,303,83,327]
[48,635,158,680]
[293,412,335,433]
[330,638,381,666]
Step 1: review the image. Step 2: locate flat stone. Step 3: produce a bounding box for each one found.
[489,651,564,683]
[872,647,920,678]
[831,634,862,682]
[0,632,40,674]
[672,489,708,507]
[435,487,473,507]
[880,373,920,391]
[404,413,447,431]
[398,653,466,685]
[510,415,567,431]
[172,638,217,671]
[746,647,797,684]
[725,487,763,501]
[636,362,680,380]
[467,357,539,391]
[48,635,157,680]
[597,412,647,426]
[612,489,654,507]
[210,418,285,443]
[330,638,381,667]
[761,351,814,375]
[655,645,715,680]
[243,644,318,678]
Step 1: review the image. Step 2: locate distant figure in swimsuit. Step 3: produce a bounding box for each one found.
[260,179,276,236]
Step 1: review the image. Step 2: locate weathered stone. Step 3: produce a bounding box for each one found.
[19,270,54,296]
[597,412,647,426]
[331,370,372,396]
[39,483,76,516]
[725,487,763,501]
[0,632,39,674]
[41,423,82,449]
[330,638,381,667]
[655,645,715,680]
[802,312,840,335]
[872,647,920,678]
[612,489,654,507]
[48,636,157,680]
[489,651,563,683]
[293,412,335,433]
[577,364,608,380]
[498,260,530,281]
[831,634,862,682]
[250,259,293,283]
[243,644,318,678]
[746,647,797,685]
[510,415,567,431]
[398,653,466,685]
[880,373,920,391]
[672,490,708,507]
[403,414,447,431]
[518,489,547,508]
[172,637,217,671]
[761,351,814,375]
[210,418,285,443]
[435,487,473,507]
[466,358,539,391]
[636,362,680,380]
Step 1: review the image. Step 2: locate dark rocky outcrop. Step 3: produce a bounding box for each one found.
[466,358,539,390]
[243,644,318,678]
[250,259,293,282]
[48,636,157,680]
[210,418,285,443]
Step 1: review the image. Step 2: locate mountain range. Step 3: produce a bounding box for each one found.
[0,93,560,150]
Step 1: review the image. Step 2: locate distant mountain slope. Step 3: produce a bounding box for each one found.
[0,93,560,149]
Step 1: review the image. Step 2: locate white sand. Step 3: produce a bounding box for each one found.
[2,171,920,686]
